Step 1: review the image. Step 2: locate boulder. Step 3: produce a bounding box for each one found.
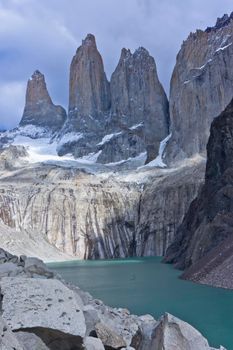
[24,257,54,278]
[83,336,105,350]
[0,277,86,337]
[0,262,23,278]
[0,316,24,350]
[94,322,127,349]
[151,313,213,350]
[15,331,49,350]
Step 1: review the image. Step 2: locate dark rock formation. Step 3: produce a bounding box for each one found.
[20,70,67,132]
[165,99,233,282]
[166,13,233,164]
[110,47,169,162]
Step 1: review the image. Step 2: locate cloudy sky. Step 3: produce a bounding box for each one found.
[0,0,233,129]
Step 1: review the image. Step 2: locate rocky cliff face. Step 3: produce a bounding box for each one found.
[68,34,110,132]
[20,70,67,132]
[165,98,233,288]
[166,13,233,163]
[0,153,204,259]
[110,47,169,163]
[57,34,169,164]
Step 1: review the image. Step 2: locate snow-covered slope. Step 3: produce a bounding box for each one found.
[0,124,170,171]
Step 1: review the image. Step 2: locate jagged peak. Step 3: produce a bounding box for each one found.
[82,33,97,47]
[133,46,150,58]
[30,70,44,81]
[120,48,132,60]
[205,12,233,32]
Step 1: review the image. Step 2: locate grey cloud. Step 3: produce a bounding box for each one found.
[0,0,232,129]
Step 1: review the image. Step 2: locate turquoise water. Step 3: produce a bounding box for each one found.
[48,257,233,349]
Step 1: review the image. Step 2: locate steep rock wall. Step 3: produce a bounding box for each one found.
[0,159,204,259]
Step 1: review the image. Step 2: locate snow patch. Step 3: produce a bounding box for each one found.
[105,152,147,167]
[129,122,144,130]
[216,42,232,52]
[97,132,122,146]
[57,132,83,151]
[79,150,102,163]
[198,59,212,70]
[139,133,172,169]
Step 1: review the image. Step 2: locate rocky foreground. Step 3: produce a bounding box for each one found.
[0,248,226,350]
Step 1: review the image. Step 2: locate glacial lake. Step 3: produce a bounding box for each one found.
[48,257,233,349]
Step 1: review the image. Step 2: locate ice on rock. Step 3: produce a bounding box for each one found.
[139,134,172,169]
[97,132,122,146]
[129,122,144,130]
[215,43,232,52]
[56,132,83,152]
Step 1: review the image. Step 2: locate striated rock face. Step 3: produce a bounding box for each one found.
[165,99,233,287]
[110,47,169,162]
[0,158,204,259]
[20,70,67,132]
[167,13,233,163]
[68,34,110,132]
[136,159,204,256]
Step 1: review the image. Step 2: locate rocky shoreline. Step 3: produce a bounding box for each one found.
[0,248,225,350]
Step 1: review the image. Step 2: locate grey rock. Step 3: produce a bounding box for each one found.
[94,322,127,349]
[68,34,110,132]
[0,262,23,277]
[58,34,169,164]
[0,159,203,259]
[1,277,86,337]
[24,257,54,278]
[136,159,204,256]
[83,304,100,336]
[167,16,233,164]
[83,336,105,350]
[20,70,66,132]
[110,47,169,162]
[151,313,214,350]
[15,331,49,350]
[0,316,24,350]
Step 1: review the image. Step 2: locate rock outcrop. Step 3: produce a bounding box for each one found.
[0,316,24,350]
[110,47,169,163]
[20,70,67,132]
[152,313,213,350]
[167,13,233,164]
[58,34,169,164]
[0,249,224,350]
[68,34,110,130]
[165,98,233,289]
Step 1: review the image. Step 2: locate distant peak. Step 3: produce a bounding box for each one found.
[82,33,96,47]
[134,47,150,57]
[120,48,131,59]
[30,70,44,80]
